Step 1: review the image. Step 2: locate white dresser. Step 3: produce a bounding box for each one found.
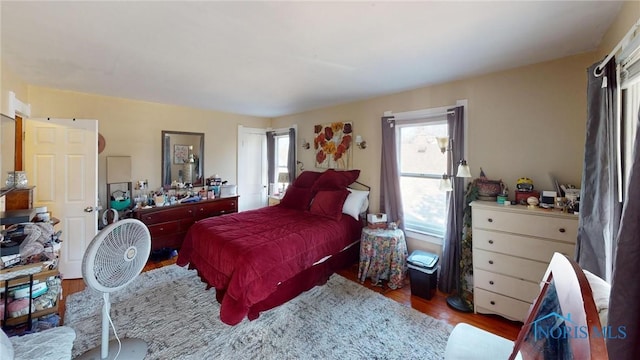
[470,201,578,322]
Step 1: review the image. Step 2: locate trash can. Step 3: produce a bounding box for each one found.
[407,250,439,300]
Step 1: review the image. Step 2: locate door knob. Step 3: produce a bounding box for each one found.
[84,206,94,213]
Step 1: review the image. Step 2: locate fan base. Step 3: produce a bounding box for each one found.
[76,338,147,360]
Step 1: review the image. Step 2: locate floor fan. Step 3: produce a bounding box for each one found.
[77,219,151,360]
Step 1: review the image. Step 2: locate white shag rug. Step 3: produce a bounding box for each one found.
[65,265,452,359]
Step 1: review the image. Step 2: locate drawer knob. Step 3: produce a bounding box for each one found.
[159,227,164,231]
[488,240,494,244]
[559,228,566,233]
[487,218,493,223]
[490,301,496,305]
[488,260,494,265]
[200,208,204,211]
[489,280,494,285]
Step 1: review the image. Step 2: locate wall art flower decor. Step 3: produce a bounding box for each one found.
[314,122,353,169]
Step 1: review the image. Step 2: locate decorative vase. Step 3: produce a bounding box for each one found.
[15,171,28,188]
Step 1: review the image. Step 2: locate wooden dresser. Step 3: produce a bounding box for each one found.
[132,196,238,250]
[470,201,578,322]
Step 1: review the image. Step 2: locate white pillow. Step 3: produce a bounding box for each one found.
[0,329,14,360]
[342,188,369,221]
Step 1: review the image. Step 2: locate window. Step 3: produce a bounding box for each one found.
[275,135,290,176]
[275,135,290,192]
[397,118,448,237]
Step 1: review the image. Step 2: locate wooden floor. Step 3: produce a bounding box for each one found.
[60,258,521,341]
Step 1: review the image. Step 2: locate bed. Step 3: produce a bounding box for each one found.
[176,169,369,325]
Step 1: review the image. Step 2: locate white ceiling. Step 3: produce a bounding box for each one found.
[1,1,623,118]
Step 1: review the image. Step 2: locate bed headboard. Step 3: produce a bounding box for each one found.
[510,253,609,359]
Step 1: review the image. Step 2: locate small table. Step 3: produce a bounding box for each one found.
[358,227,408,289]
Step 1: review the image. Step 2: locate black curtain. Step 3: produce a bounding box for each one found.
[576,60,622,280]
[607,108,640,359]
[379,116,404,232]
[439,106,465,294]
[266,131,275,195]
[287,128,297,183]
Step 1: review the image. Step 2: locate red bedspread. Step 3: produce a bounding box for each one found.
[176,205,362,325]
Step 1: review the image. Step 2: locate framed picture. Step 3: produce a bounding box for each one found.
[314,122,353,169]
[174,144,189,164]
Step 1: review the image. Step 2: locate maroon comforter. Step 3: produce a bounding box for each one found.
[176,205,362,325]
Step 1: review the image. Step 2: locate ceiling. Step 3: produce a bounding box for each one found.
[1,1,623,118]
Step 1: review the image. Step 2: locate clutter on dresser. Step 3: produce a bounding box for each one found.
[475,168,504,201]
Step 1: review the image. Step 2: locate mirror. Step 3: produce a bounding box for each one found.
[1,114,16,195]
[161,130,205,188]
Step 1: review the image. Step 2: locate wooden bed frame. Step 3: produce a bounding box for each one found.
[445,252,609,359]
[510,252,608,359]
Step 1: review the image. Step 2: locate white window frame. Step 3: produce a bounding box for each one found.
[391,100,468,244]
[396,118,448,238]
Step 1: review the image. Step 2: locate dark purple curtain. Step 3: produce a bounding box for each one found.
[576,60,622,280]
[266,131,275,195]
[608,110,640,359]
[380,116,404,232]
[439,106,465,294]
[287,128,297,183]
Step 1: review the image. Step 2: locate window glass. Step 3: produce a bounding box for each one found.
[398,120,448,237]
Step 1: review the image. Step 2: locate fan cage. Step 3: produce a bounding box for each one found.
[83,219,151,293]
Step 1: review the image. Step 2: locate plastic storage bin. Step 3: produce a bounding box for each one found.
[407,250,439,300]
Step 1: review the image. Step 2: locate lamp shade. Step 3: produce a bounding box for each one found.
[439,175,453,192]
[277,172,289,183]
[435,137,449,153]
[456,160,472,178]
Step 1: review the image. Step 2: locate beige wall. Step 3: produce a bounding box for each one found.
[1,60,30,181]
[598,1,640,60]
[26,86,269,206]
[274,52,597,213]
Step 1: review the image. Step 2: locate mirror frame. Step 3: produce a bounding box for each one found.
[161,130,205,188]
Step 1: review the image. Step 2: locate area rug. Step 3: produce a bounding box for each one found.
[65,265,452,359]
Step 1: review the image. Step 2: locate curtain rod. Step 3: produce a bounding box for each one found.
[387,110,455,122]
[595,17,640,76]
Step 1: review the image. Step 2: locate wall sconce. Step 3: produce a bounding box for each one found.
[301,139,310,150]
[355,135,367,149]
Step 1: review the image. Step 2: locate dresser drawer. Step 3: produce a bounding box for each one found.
[474,269,540,303]
[137,207,195,224]
[473,208,577,242]
[474,229,575,262]
[194,199,237,220]
[473,249,547,283]
[474,288,532,322]
[147,221,180,237]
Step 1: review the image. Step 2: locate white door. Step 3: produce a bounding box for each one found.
[25,118,98,279]
[237,126,267,211]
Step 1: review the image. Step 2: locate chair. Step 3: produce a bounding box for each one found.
[444,252,609,359]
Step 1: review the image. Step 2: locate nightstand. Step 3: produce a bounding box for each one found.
[268,195,282,206]
[358,228,408,289]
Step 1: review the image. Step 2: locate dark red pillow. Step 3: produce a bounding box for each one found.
[313,169,360,190]
[292,171,323,188]
[280,185,313,210]
[309,189,350,221]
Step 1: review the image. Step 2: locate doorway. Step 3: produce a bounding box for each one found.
[237,126,267,211]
